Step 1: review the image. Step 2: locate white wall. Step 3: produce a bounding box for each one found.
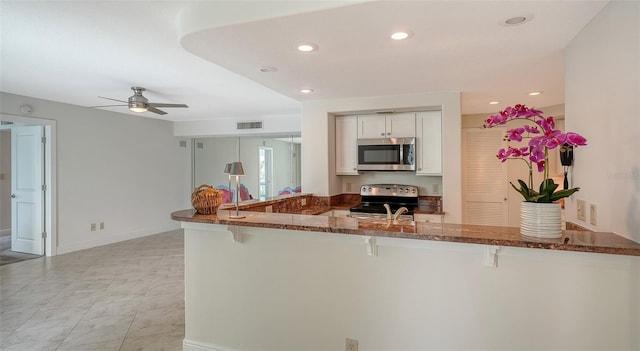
[565,1,640,241]
[0,130,10,233]
[301,92,461,223]
[173,114,300,137]
[184,223,640,351]
[0,92,192,254]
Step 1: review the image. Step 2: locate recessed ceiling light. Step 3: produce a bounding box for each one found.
[505,16,527,25]
[300,88,314,94]
[297,43,318,52]
[259,66,278,73]
[528,91,542,96]
[390,31,412,40]
[489,101,499,105]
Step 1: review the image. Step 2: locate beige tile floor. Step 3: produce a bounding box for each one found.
[0,230,185,351]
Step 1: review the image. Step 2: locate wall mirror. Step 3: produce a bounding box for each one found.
[193,135,301,202]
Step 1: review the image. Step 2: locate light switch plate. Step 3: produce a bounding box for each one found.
[345,338,358,351]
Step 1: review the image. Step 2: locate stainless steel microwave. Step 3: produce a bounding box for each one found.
[357,138,415,171]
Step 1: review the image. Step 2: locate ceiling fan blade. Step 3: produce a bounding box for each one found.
[98,96,128,103]
[147,103,188,108]
[89,104,128,108]
[147,106,167,115]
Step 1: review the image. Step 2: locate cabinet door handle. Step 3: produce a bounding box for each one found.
[387,132,391,135]
[418,168,422,171]
[380,133,384,136]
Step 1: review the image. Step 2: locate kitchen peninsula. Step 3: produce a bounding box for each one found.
[173,196,640,351]
[173,208,640,256]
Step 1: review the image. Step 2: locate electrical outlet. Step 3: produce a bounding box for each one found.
[90,223,96,231]
[577,199,586,221]
[590,204,597,226]
[345,338,358,351]
[301,198,307,206]
[100,222,105,230]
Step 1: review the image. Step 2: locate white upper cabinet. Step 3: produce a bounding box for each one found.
[357,113,416,139]
[416,111,442,175]
[386,113,416,138]
[357,114,386,138]
[335,115,359,175]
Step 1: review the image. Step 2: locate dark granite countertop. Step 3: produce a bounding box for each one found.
[172,208,640,257]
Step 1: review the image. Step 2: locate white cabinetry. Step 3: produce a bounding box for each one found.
[416,111,442,175]
[357,113,416,139]
[335,115,359,175]
[413,213,443,224]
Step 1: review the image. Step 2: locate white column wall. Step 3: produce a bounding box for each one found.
[0,92,192,254]
[565,1,640,241]
[301,92,461,223]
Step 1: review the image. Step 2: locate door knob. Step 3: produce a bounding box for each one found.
[11,194,16,198]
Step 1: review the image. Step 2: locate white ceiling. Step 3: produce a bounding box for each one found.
[1,1,607,122]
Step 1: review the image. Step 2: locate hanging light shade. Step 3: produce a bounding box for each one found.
[223,163,232,174]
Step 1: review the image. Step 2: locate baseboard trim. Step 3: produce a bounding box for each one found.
[183,339,237,351]
[56,224,181,255]
[0,228,10,236]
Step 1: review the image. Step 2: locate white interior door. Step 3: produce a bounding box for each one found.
[11,125,44,255]
[462,128,509,226]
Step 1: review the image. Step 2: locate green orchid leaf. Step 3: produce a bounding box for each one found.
[539,179,557,194]
[543,182,559,196]
[510,182,529,200]
[517,179,529,193]
[549,187,580,202]
[528,194,546,202]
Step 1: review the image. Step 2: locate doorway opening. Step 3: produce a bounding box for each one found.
[258,146,273,201]
[0,114,56,264]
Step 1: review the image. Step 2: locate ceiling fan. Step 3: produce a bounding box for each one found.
[91,87,188,115]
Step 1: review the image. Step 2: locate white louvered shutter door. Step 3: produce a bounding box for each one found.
[462,128,509,226]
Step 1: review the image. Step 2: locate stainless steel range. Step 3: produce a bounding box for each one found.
[349,184,419,220]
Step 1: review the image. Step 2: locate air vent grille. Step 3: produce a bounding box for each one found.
[237,121,263,130]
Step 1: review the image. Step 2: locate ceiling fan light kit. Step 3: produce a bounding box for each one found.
[92,86,188,115]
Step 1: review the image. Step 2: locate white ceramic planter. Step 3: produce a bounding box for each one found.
[520,202,562,238]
